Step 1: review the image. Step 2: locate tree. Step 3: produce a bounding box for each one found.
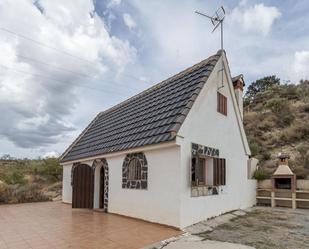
[245,75,280,101]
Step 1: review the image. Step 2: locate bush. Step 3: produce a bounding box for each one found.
[4,169,25,185]
[264,98,295,127]
[264,98,288,114]
[249,142,261,156]
[296,144,309,169]
[0,183,50,204]
[297,80,309,102]
[35,158,62,182]
[280,121,309,143]
[253,168,267,180]
[279,84,299,100]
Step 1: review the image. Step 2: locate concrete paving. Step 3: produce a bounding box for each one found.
[145,234,255,249]
[164,239,255,249]
[183,210,247,235]
[144,209,256,249]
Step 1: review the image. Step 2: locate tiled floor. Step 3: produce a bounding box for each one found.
[0,202,180,249]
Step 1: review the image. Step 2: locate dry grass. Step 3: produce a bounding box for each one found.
[0,158,62,204]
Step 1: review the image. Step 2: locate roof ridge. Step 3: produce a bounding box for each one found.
[99,50,222,117]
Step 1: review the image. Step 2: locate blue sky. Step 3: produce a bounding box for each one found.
[0,0,308,158]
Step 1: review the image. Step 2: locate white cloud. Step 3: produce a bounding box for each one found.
[291,50,309,81]
[0,0,137,149]
[228,3,281,35]
[42,151,59,158]
[123,13,136,29]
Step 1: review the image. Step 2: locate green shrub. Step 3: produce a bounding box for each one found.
[35,158,62,182]
[263,97,295,127]
[4,170,25,185]
[264,98,288,114]
[279,84,299,100]
[253,169,267,180]
[249,142,261,156]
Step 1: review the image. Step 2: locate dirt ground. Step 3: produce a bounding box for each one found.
[197,207,309,249]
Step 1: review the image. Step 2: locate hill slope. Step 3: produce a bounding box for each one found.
[243,79,309,179]
[0,158,62,204]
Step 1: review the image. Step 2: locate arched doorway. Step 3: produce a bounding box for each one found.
[99,166,105,209]
[72,164,94,209]
[93,159,109,211]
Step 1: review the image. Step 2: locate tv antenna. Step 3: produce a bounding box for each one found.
[195,6,226,89]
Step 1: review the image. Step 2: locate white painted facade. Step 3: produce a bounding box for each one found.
[176,54,256,228]
[61,52,256,229]
[62,145,182,227]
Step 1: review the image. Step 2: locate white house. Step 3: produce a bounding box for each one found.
[59,50,256,229]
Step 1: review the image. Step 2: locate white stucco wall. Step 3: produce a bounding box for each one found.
[107,145,181,227]
[177,55,256,228]
[61,145,182,227]
[62,164,72,203]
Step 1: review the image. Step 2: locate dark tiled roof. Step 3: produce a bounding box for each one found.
[60,51,221,162]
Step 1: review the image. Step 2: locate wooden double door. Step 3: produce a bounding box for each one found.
[72,164,94,209]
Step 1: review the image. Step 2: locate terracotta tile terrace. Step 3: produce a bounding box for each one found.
[0,201,180,249]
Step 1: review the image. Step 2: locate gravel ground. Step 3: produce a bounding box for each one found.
[197,207,309,249]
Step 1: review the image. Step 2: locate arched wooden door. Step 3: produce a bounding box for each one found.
[72,164,94,209]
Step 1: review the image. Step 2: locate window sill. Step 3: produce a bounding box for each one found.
[191,185,219,197]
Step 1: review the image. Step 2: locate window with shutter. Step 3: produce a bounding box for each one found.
[213,158,226,186]
[217,92,227,115]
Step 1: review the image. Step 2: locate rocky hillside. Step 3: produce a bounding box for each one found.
[243,77,309,179]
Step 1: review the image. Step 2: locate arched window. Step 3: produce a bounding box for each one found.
[128,158,142,180]
[122,152,148,189]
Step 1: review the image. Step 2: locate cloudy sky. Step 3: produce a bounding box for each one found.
[0,0,308,158]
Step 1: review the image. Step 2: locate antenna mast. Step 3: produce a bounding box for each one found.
[195,6,225,89]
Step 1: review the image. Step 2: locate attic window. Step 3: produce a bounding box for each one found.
[217,92,227,115]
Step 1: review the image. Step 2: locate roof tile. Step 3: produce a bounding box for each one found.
[60,51,221,162]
